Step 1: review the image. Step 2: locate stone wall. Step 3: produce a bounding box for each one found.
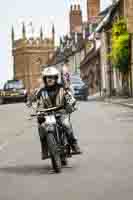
[12,37,55,93]
[81,52,101,95]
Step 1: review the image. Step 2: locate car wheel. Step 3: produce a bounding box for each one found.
[83,96,88,101]
[0,98,4,105]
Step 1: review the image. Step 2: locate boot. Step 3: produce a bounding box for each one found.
[71,142,82,154]
[66,129,82,154]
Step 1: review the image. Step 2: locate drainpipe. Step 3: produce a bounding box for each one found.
[130,33,133,96]
[107,31,112,97]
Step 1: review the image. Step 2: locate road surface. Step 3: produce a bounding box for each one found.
[0,101,133,200]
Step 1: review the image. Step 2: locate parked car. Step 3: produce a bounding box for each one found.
[71,75,88,101]
[0,80,27,104]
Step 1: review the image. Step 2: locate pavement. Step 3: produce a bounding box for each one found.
[87,93,104,101]
[1,102,133,199]
[104,97,133,109]
[87,93,133,109]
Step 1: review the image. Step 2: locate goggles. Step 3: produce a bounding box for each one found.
[45,76,58,79]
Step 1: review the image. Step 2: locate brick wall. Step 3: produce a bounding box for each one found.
[87,0,100,20]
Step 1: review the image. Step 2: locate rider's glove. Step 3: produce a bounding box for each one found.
[37,115,45,124]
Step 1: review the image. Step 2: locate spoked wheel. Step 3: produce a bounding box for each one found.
[47,133,62,173]
[60,146,68,166]
[51,154,62,173]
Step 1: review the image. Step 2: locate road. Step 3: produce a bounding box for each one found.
[0,101,133,200]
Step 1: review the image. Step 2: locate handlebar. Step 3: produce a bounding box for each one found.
[36,105,64,113]
[30,105,64,117]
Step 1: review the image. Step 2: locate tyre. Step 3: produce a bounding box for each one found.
[0,98,4,105]
[83,96,88,101]
[47,133,61,173]
[51,154,62,173]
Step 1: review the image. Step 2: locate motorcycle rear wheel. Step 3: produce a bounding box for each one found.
[61,156,68,166]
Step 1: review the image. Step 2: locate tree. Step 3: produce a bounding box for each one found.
[109,18,129,95]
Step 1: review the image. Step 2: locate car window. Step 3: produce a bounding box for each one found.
[71,78,83,84]
[5,80,24,90]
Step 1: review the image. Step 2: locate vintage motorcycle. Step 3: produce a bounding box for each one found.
[31,105,77,173]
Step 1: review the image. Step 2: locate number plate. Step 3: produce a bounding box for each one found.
[11,93,19,96]
[45,115,56,124]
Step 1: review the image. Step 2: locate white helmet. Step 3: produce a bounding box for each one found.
[42,66,59,78]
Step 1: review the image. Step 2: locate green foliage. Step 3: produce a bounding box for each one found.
[110,18,129,73]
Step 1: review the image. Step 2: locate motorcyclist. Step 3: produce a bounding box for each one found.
[36,66,81,159]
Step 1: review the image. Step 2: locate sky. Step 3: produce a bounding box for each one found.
[0,0,111,88]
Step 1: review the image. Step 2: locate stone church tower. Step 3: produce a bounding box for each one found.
[69,4,83,38]
[12,23,55,92]
[87,0,100,20]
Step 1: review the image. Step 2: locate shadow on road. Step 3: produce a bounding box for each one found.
[0,164,53,175]
[0,164,73,176]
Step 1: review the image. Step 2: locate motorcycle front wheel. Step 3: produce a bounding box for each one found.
[61,155,68,166]
[47,133,61,173]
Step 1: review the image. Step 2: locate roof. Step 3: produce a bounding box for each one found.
[80,0,120,71]
[95,0,120,33]
[99,5,112,17]
[48,38,86,66]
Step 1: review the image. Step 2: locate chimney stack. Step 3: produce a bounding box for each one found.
[69,4,83,36]
[87,0,100,21]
